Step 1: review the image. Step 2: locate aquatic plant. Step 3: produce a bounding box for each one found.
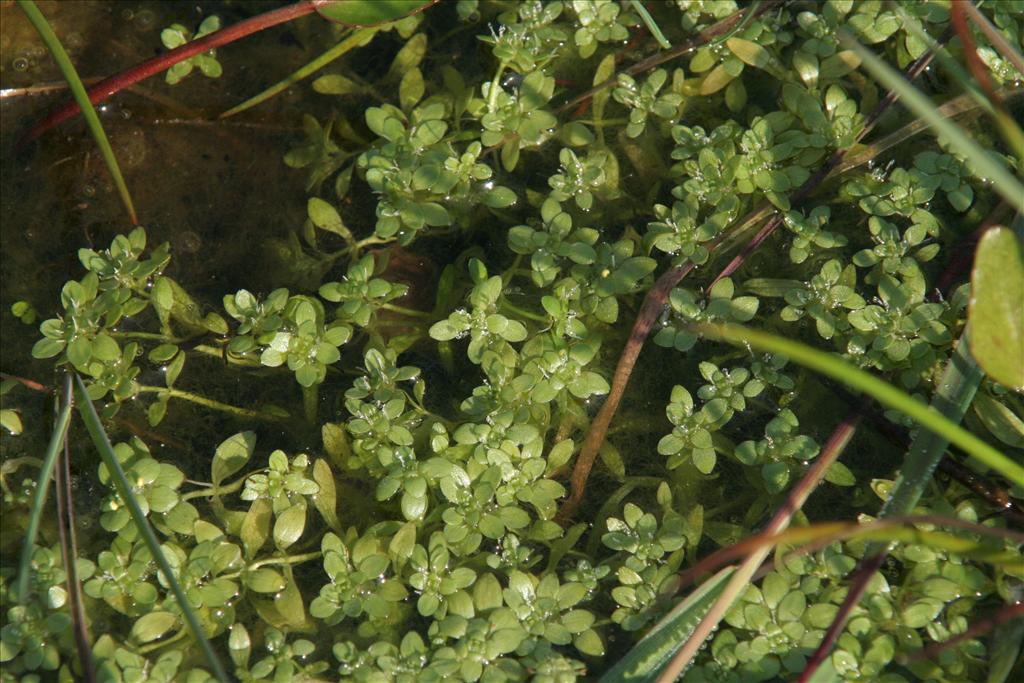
[2,1,1022,682]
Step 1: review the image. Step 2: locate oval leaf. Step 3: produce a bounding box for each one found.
[316,0,434,27]
[969,226,1024,390]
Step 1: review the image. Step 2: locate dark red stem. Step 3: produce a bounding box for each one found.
[798,551,888,683]
[20,0,320,146]
[706,35,946,290]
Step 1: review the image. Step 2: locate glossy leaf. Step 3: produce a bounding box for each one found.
[315,0,434,27]
[969,226,1024,390]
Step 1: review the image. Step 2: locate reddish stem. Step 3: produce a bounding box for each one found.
[798,551,888,682]
[902,602,1024,663]
[20,0,320,146]
[557,29,949,523]
[706,36,946,290]
[0,372,50,393]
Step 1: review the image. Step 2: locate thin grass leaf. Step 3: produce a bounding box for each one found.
[654,409,861,682]
[693,323,1022,485]
[987,610,1024,683]
[220,26,379,119]
[73,374,229,682]
[839,30,1024,213]
[597,568,734,682]
[16,374,72,604]
[799,330,985,681]
[963,0,1024,76]
[17,0,137,224]
[878,330,985,520]
[630,1,672,50]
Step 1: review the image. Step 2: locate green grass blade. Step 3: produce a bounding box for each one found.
[877,329,984,522]
[692,323,1023,486]
[17,0,137,225]
[904,3,1024,166]
[839,30,1024,214]
[598,568,734,682]
[629,1,672,50]
[73,374,228,682]
[16,374,73,604]
[220,26,379,119]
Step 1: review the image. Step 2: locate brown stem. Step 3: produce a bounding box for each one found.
[951,1,1007,114]
[55,436,96,682]
[0,372,50,393]
[706,33,947,290]
[797,551,887,682]
[901,602,1024,663]
[555,0,782,115]
[656,405,863,682]
[556,26,949,523]
[556,261,697,523]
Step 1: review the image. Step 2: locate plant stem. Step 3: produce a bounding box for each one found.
[499,301,547,323]
[381,303,434,319]
[138,385,287,422]
[218,550,323,582]
[220,27,379,118]
[487,60,510,112]
[303,384,319,425]
[181,477,248,502]
[17,374,73,604]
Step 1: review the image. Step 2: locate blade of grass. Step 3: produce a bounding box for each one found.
[673,514,1024,590]
[16,373,73,604]
[629,1,672,50]
[597,567,735,682]
[655,407,861,682]
[963,0,1024,76]
[798,330,986,681]
[693,323,1021,485]
[73,374,229,682]
[17,0,138,225]
[219,26,379,119]
[839,29,1024,213]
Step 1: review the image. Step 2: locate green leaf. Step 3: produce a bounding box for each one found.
[313,73,361,95]
[245,568,287,593]
[969,226,1023,390]
[273,504,306,549]
[312,458,341,531]
[308,197,351,240]
[131,611,178,643]
[0,409,23,435]
[972,392,1024,448]
[152,276,174,314]
[212,431,256,487]
[241,498,273,559]
[726,38,771,69]
[315,0,434,27]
